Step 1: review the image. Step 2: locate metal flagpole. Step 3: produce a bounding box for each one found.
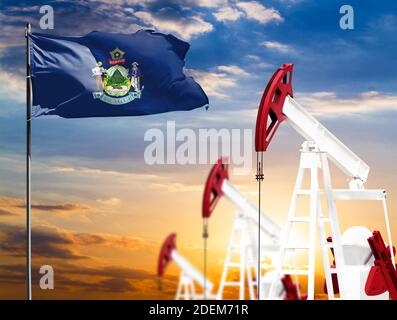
[25,22,32,301]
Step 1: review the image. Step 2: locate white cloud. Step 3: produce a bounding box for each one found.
[213,6,244,22]
[217,65,250,76]
[187,69,237,99]
[255,62,274,69]
[260,40,292,53]
[0,67,24,104]
[50,166,161,180]
[276,0,303,5]
[245,56,274,69]
[236,1,283,25]
[306,92,337,99]
[189,0,228,7]
[246,54,261,62]
[296,91,397,117]
[96,197,121,205]
[150,182,202,192]
[134,10,213,40]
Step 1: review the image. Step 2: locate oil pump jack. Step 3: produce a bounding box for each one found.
[157,233,216,300]
[254,63,397,300]
[202,159,305,300]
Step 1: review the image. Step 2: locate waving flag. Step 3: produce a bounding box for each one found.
[29,30,208,118]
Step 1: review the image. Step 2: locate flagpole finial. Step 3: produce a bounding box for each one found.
[25,23,31,37]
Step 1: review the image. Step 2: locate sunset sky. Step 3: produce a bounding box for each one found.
[0,0,396,299]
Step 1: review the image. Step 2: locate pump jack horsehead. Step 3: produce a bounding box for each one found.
[157,233,216,300]
[254,63,397,300]
[202,159,306,300]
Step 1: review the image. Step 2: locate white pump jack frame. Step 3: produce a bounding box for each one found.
[171,249,216,300]
[284,95,394,267]
[216,179,282,300]
[267,95,395,300]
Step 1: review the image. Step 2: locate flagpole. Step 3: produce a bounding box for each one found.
[25,22,32,301]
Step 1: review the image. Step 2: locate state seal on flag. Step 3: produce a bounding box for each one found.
[92,48,144,105]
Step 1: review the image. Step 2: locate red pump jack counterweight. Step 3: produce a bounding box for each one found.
[366,231,397,299]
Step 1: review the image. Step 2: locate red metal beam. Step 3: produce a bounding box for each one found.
[255,64,293,152]
[157,233,177,277]
[202,158,229,218]
[282,275,307,300]
[365,231,397,299]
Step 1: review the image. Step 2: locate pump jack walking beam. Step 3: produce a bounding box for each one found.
[255,64,369,186]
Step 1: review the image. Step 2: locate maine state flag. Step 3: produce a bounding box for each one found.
[29,30,208,118]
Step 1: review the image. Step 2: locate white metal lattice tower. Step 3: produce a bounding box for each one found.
[175,272,196,300]
[268,142,345,300]
[217,212,259,300]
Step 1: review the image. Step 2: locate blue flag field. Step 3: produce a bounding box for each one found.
[29,30,208,118]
